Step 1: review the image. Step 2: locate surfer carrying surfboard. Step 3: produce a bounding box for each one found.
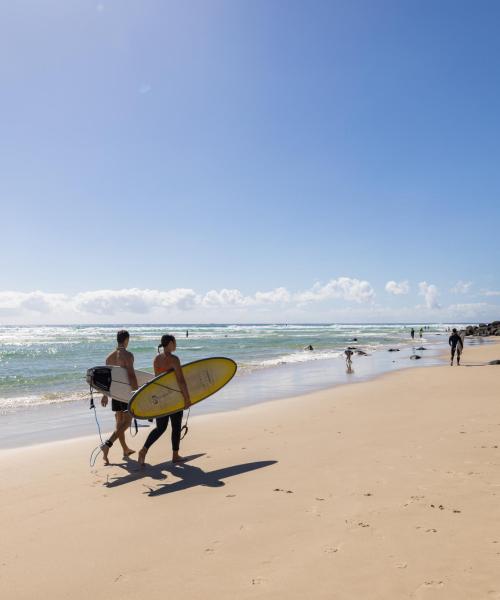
[449,328,463,366]
[101,330,139,464]
[138,334,191,466]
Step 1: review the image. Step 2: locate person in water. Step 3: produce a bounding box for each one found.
[410,328,415,340]
[138,334,191,466]
[101,330,139,464]
[449,328,463,366]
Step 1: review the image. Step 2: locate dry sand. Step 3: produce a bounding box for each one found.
[1,340,500,599]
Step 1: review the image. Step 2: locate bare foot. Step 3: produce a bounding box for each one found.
[122,449,135,458]
[138,448,147,467]
[172,453,186,463]
[101,444,110,465]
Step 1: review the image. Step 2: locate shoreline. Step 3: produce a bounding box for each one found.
[0,333,458,450]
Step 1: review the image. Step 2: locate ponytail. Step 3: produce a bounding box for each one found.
[158,334,176,353]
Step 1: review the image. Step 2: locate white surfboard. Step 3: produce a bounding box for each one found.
[458,331,465,353]
[86,366,153,402]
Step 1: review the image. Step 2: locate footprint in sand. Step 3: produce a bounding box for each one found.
[414,580,445,598]
[274,488,293,494]
[251,577,266,585]
[323,546,339,554]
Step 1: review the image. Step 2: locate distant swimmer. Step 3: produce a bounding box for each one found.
[138,334,191,466]
[410,328,415,340]
[100,330,139,465]
[186,330,189,338]
[449,328,463,366]
[344,349,354,373]
[305,345,314,351]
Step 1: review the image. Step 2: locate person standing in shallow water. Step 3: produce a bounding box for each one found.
[449,328,463,366]
[101,330,138,464]
[138,334,191,466]
[410,328,415,340]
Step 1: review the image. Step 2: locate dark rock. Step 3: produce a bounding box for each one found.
[416,346,427,350]
[409,354,422,360]
[488,360,500,365]
[388,348,400,352]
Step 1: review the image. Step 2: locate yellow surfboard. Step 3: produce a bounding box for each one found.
[128,357,237,419]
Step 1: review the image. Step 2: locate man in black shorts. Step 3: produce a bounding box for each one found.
[101,330,138,464]
[448,328,463,366]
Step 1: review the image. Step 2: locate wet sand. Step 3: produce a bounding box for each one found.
[1,339,500,599]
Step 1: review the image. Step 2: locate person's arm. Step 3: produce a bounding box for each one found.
[172,356,191,408]
[102,354,112,405]
[449,336,452,346]
[125,353,139,391]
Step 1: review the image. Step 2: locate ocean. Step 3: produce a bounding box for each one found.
[0,323,459,448]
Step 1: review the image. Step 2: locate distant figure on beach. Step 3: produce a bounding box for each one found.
[100,330,139,465]
[186,329,189,338]
[305,344,314,351]
[419,328,423,338]
[449,328,463,366]
[138,334,191,466]
[344,349,354,373]
[410,328,415,340]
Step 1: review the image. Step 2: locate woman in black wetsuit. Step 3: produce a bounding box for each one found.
[138,335,191,466]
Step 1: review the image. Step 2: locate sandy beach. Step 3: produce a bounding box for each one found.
[2,340,500,599]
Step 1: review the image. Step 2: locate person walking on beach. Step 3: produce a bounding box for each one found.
[419,328,423,338]
[410,328,415,340]
[101,330,139,464]
[138,334,191,466]
[449,328,463,366]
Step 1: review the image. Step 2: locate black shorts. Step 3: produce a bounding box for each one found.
[111,399,129,412]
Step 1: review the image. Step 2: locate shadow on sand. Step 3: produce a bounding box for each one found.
[104,453,206,488]
[104,454,277,496]
[145,459,278,497]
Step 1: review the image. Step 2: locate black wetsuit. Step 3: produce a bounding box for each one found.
[143,411,183,452]
[449,333,462,361]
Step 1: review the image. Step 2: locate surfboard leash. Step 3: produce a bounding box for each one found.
[181,407,190,440]
[89,386,105,467]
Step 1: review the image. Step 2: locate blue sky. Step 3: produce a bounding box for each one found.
[1,0,499,323]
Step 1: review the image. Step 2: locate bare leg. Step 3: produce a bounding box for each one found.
[116,412,135,456]
[172,452,186,463]
[138,447,148,466]
[101,413,133,464]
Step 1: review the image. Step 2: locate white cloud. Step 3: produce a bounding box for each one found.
[480,289,500,297]
[446,302,493,319]
[451,280,472,294]
[295,277,375,304]
[418,281,440,309]
[0,291,67,315]
[74,288,198,315]
[202,289,248,308]
[4,278,497,324]
[385,280,410,295]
